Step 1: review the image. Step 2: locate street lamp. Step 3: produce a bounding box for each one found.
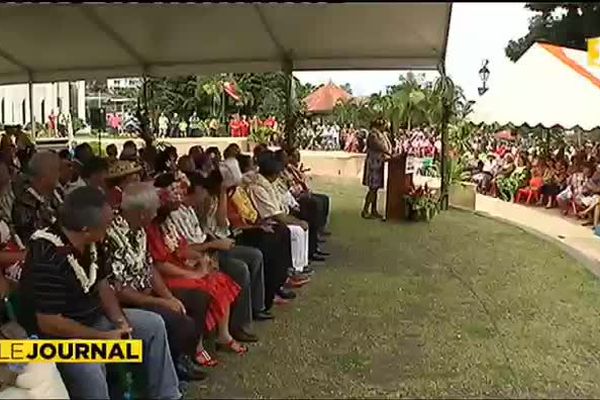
[478,59,490,96]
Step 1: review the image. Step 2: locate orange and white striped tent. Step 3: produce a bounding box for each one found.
[470,42,600,131]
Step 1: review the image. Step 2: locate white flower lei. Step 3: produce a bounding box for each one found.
[30,228,98,293]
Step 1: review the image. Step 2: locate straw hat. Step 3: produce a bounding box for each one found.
[107,160,142,180]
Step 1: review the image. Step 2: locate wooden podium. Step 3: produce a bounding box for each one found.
[385,154,414,221]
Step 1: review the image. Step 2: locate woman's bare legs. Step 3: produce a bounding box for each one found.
[362,190,375,218]
[216,305,247,353]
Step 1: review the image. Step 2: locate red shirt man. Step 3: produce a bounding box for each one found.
[229,115,241,137]
[240,116,250,137]
[263,116,276,130]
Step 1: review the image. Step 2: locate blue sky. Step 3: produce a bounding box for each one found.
[294,3,533,100]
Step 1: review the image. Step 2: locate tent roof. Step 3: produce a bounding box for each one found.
[470,42,600,131]
[0,3,452,84]
[304,82,352,113]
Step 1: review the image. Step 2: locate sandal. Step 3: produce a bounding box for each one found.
[216,340,248,355]
[195,349,218,367]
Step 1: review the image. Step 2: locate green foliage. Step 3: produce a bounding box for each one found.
[330,72,471,134]
[505,3,600,62]
[250,126,276,144]
[432,157,471,185]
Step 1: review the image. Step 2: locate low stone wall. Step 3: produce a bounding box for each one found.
[78,137,367,180]
[76,137,251,155]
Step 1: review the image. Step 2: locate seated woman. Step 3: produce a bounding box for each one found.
[577,164,600,225]
[490,153,515,197]
[496,154,528,202]
[472,153,497,194]
[182,169,267,329]
[146,178,248,366]
[540,159,559,208]
[557,164,587,214]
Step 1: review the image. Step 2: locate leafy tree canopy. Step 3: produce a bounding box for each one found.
[505,3,600,62]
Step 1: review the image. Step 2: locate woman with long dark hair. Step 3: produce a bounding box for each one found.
[361,118,392,219]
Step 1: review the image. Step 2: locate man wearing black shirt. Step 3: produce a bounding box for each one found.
[12,151,63,244]
[18,186,181,400]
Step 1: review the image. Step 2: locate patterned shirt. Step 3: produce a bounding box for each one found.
[165,204,208,244]
[104,214,153,292]
[0,186,15,225]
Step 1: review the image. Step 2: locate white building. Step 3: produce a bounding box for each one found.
[107,78,142,90]
[0,81,86,126]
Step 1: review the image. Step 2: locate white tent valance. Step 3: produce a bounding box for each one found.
[0,3,452,84]
[470,42,600,131]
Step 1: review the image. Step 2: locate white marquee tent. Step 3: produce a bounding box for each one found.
[470,42,600,131]
[0,3,452,84]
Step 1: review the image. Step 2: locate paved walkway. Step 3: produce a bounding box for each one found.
[475,194,600,275]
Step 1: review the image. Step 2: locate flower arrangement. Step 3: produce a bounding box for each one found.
[404,183,439,222]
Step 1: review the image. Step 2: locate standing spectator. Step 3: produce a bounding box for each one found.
[189,112,201,137]
[229,114,242,138]
[240,115,250,138]
[158,112,169,138]
[178,118,188,138]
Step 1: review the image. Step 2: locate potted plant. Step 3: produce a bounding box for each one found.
[404,184,439,222]
[447,156,477,210]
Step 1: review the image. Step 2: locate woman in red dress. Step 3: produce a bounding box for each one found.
[147,173,248,366]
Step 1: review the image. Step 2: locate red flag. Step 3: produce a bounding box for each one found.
[223,81,241,101]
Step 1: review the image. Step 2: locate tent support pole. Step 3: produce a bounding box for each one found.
[28,78,35,142]
[437,64,450,211]
[142,75,149,114]
[282,58,294,148]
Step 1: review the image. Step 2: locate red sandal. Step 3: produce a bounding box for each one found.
[216,340,248,355]
[195,349,218,367]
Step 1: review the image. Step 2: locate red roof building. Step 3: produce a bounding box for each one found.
[303,81,352,113]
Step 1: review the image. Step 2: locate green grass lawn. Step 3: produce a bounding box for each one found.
[192,177,600,398]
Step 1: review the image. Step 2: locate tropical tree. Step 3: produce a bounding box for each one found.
[505,3,600,62]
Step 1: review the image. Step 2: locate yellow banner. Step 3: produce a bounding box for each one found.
[0,340,143,363]
[588,36,600,68]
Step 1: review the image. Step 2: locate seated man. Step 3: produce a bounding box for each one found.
[80,156,109,193]
[12,151,63,244]
[17,186,181,400]
[284,146,331,237]
[244,152,312,278]
[104,182,208,381]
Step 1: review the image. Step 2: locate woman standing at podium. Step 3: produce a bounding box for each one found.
[361,118,393,219]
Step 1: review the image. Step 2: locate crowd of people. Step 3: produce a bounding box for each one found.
[469,141,600,230]
[155,113,279,139]
[0,132,332,398]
